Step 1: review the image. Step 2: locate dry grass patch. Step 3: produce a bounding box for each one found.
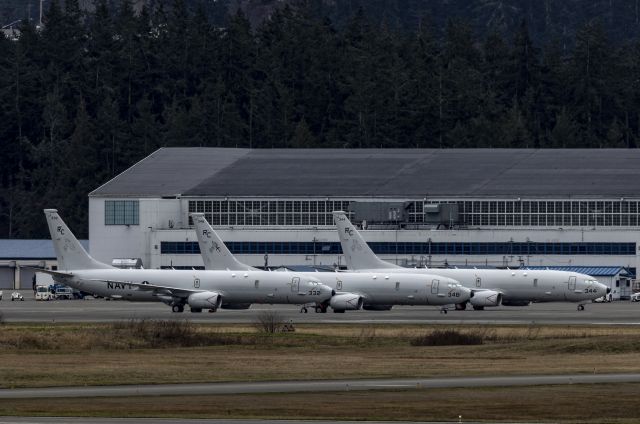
[1,323,640,388]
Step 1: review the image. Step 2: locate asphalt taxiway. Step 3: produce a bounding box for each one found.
[0,373,639,399]
[0,420,511,424]
[0,292,638,324]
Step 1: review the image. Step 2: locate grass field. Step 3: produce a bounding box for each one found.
[1,321,639,421]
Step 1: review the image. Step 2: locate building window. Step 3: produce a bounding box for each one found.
[105,200,139,225]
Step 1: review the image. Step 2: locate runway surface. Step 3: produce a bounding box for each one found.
[0,420,508,424]
[0,374,638,399]
[0,292,638,324]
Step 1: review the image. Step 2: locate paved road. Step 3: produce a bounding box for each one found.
[0,420,512,424]
[0,374,638,399]
[0,292,638,324]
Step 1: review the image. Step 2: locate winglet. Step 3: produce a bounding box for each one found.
[44,209,111,270]
[191,213,254,271]
[332,211,400,270]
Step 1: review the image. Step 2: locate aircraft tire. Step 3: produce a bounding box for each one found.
[172,304,184,313]
[455,302,467,311]
[472,305,485,311]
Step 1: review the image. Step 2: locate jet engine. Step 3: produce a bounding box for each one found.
[188,291,222,311]
[469,290,502,310]
[329,293,363,312]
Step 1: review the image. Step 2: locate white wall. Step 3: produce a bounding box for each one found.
[89,197,181,266]
[89,197,640,271]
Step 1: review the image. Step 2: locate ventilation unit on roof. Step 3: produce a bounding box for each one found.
[425,203,460,226]
[349,202,408,224]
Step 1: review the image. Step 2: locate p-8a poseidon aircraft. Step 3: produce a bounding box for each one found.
[191,213,471,313]
[38,209,333,313]
[332,211,609,311]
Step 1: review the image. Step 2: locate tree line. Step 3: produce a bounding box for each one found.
[1,0,639,238]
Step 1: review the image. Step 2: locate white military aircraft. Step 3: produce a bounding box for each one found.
[38,209,333,313]
[332,211,609,311]
[191,213,471,313]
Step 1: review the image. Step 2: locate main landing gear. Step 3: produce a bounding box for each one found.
[439,306,449,314]
[172,304,184,313]
[314,303,328,313]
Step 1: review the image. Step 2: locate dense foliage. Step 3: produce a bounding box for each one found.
[1,0,640,238]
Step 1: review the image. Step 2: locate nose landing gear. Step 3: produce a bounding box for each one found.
[577,304,585,311]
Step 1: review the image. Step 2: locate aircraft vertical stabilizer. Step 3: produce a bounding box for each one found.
[44,209,111,270]
[191,213,254,271]
[332,211,401,270]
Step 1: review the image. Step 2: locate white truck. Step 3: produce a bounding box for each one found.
[35,285,52,301]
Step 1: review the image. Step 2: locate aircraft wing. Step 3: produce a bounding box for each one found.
[88,279,201,298]
[25,267,74,278]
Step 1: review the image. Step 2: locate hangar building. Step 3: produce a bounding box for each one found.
[88,148,640,298]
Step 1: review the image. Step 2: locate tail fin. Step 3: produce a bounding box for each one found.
[332,211,400,270]
[44,209,111,270]
[191,213,254,271]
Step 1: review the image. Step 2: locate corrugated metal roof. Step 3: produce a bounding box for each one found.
[0,240,89,260]
[90,148,640,198]
[526,266,630,277]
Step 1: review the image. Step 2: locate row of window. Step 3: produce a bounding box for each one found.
[160,241,636,256]
[105,200,139,225]
[187,199,640,227]
[188,200,352,226]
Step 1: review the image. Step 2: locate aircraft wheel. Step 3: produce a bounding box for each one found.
[578,304,585,311]
[191,308,202,313]
[333,309,345,313]
[172,304,184,313]
[472,305,485,311]
[455,302,467,311]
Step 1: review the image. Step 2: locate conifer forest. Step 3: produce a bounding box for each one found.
[1,0,640,237]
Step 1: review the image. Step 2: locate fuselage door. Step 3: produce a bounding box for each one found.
[291,277,300,293]
[568,276,577,291]
[475,276,481,288]
[431,279,439,294]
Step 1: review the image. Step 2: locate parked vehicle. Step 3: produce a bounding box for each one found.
[54,286,73,300]
[631,292,640,302]
[11,291,24,301]
[35,285,53,301]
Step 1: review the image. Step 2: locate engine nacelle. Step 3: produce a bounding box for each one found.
[470,290,502,307]
[330,293,363,311]
[188,291,222,310]
[501,300,531,307]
